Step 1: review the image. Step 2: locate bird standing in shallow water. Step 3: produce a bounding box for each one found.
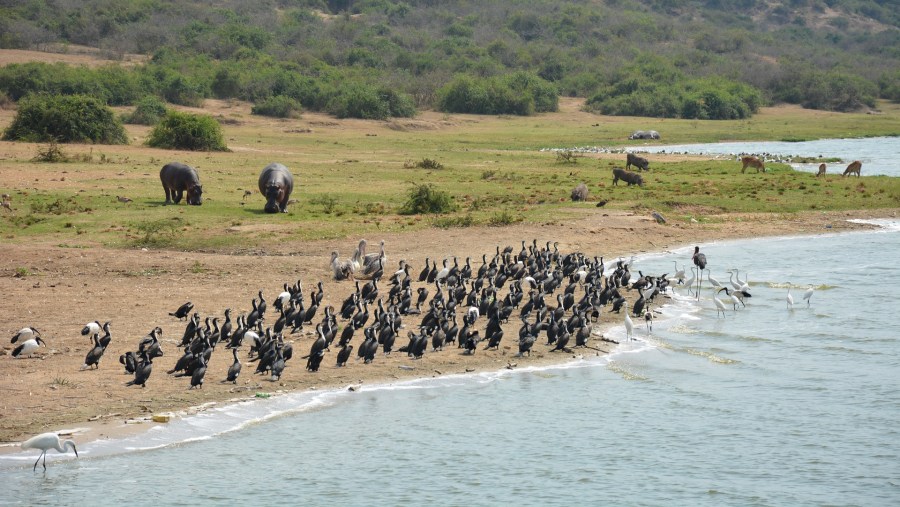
[692,246,707,298]
[803,286,815,307]
[21,432,78,471]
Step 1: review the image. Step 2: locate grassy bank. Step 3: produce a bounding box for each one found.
[1,99,898,251]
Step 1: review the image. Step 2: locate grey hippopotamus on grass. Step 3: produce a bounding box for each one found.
[160,162,203,205]
[258,163,294,213]
[629,130,660,140]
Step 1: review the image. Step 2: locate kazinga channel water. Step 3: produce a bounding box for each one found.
[2,221,899,506]
[634,137,900,177]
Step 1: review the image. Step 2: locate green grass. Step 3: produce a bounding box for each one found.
[1,101,899,251]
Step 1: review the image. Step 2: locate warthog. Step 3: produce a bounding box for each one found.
[612,167,644,186]
[571,183,589,201]
[626,153,650,171]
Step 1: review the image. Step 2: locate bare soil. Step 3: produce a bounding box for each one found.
[0,206,889,446]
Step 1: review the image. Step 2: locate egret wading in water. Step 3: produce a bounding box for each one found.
[623,302,634,341]
[803,286,815,307]
[21,432,78,471]
[786,285,794,310]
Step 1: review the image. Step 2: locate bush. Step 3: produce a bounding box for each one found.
[436,72,558,116]
[2,94,128,144]
[326,82,416,120]
[252,95,302,118]
[123,96,168,125]
[399,183,457,215]
[772,65,877,112]
[146,111,228,151]
[586,67,762,120]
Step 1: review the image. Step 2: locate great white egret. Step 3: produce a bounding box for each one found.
[21,432,78,471]
[803,286,815,307]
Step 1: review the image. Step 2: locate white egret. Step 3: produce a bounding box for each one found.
[623,302,634,340]
[21,432,78,471]
[712,293,728,318]
[786,285,794,310]
[803,286,815,307]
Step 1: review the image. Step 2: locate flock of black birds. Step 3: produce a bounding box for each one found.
[11,239,687,392]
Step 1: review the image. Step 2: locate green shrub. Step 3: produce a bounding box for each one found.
[772,64,877,112]
[146,111,228,151]
[2,94,128,144]
[123,96,168,125]
[325,82,415,120]
[251,95,302,118]
[585,60,762,120]
[436,72,557,116]
[399,183,457,215]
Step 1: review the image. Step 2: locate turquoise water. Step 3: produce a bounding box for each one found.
[635,137,900,176]
[2,222,899,506]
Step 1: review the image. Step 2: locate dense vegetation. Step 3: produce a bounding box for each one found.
[145,111,228,151]
[2,94,128,144]
[0,1,897,118]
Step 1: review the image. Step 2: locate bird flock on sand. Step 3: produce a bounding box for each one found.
[10,239,818,470]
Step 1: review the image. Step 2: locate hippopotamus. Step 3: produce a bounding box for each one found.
[258,163,294,213]
[160,162,202,205]
[626,153,650,172]
[612,167,644,186]
[629,130,660,140]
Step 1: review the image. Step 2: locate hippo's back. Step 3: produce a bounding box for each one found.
[258,163,293,191]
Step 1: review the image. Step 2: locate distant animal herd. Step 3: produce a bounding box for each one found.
[608,151,863,190]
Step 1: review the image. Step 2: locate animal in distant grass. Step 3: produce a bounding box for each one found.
[612,167,644,187]
[258,162,294,213]
[629,130,660,140]
[626,152,650,171]
[740,156,766,173]
[843,160,861,177]
[816,163,826,177]
[159,162,203,205]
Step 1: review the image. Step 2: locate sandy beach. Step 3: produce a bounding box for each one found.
[0,207,892,451]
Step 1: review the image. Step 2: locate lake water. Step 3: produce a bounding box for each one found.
[2,222,900,506]
[632,137,900,177]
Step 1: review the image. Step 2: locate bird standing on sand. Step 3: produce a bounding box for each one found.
[21,432,78,471]
[12,336,45,358]
[169,302,194,320]
[11,326,39,344]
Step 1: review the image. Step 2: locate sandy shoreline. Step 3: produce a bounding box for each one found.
[1,208,895,455]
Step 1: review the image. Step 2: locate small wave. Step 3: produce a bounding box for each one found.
[606,361,650,381]
[681,348,739,364]
[847,218,900,232]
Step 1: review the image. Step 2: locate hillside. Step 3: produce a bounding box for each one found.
[0,0,898,117]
